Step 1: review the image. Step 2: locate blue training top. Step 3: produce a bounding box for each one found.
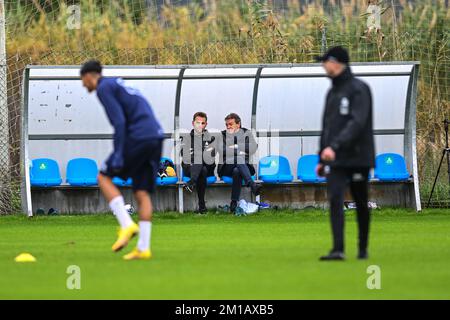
[96,77,164,168]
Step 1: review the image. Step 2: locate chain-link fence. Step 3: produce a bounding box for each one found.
[1,0,449,214]
[1,0,15,215]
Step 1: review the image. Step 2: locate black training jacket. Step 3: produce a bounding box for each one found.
[180,129,216,170]
[319,67,375,168]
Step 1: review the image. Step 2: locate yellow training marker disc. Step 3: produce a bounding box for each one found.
[14,253,37,263]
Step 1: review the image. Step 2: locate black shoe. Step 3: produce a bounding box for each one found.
[358,251,369,260]
[251,183,262,196]
[195,207,208,214]
[48,208,59,215]
[184,181,195,193]
[230,201,238,213]
[319,251,346,261]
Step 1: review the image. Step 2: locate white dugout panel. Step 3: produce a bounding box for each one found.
[256,76,408,131]
[179,78,255,132]
[22,63,421,214]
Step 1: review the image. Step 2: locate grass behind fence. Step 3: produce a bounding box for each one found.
[4,0,450,203]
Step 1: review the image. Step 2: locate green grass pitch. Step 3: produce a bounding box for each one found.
[0,209,449,299]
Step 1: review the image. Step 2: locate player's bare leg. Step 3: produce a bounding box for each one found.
[123,190,153,260]
[135,190,152,222]
[98,173,121,202]
[98,173,139,252]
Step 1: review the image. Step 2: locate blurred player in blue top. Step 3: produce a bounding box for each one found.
[80,60,164,260]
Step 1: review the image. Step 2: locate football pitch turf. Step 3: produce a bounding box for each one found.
[0,209,449,300]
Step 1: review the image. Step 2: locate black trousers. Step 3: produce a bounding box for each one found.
[183,164,209,208]
[220,164,255,201]
[327,167,371,253]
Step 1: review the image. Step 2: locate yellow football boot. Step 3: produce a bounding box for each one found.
[123,248,152,261]
[111,223,139,252]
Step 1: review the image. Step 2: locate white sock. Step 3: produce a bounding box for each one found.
[137,221,152,252]
[109,196,134,228]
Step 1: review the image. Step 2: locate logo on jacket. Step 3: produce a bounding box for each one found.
[339,97,350,115]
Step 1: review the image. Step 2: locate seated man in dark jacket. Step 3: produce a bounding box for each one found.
[218,113,261,213]
[180,112,216,214]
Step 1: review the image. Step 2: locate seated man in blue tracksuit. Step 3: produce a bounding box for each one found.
[80,60,164,261]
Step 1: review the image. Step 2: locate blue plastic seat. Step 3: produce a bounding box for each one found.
[156,157,178,186]
[221,174,256,185]
[258,156,294,183]
[183,175,217,185]
[66,158,98,186]
[30,158,62,187]
[297,155,326,183]
[112,177,133,186]
[374,153,410,181]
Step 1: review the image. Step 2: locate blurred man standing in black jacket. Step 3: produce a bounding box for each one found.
[315,47,375,261]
